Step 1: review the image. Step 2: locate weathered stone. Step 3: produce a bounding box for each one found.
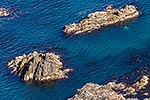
[68,83,126,100]
[7,51,73,82]
[144,98,150,100]
[0,8,10,17]
[64,5,139,34]
[68,66,150,100]
[133,75,149,90]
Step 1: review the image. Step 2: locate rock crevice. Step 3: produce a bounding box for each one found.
[8,51,73,82]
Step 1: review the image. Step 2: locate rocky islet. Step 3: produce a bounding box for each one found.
[63,5,139,34]
[7,51,73,82]
[0,7,10,17]
[68,66,150,100]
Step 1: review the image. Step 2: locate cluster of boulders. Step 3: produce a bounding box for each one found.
[0,8,10,17]
[7,51,73,82]
[63,5,139,34]
[68,66,150,100]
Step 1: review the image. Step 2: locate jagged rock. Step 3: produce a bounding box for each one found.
[0,8,10,17]
[68,66,150,100]
[63,5,139,34]
[68,83,126,100]
[144,99,150,100]
[133,75,149,90]
[7,51,73,82]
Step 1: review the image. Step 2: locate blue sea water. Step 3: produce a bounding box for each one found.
[0,0,150,100]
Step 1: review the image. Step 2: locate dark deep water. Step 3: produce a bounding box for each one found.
[0,0,150,100]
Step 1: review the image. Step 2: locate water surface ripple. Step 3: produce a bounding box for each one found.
[0,0,150,100]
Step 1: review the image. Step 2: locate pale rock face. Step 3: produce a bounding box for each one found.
[133,75,149,90]
[68,83,126,100]
[63,5,140,34]
[68,66,150,100]
[7,51,73,82]
[144,99,150,100]
[0,8,10,17]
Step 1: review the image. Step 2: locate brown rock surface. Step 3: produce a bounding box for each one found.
[64,5,139,35]
[68,83,126,100]
[68,66,150,100]
[8,51,73,82]
[0,8,10,17]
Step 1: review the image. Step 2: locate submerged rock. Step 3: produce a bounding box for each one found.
[8,51,73,82]
[68,66,150,100]
[0,8,10,17]
[64,5,139,35]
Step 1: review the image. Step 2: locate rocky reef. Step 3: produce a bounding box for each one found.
[68,66,150,100]
[7,51,73,82]
[64,5,139,34]
[0,8,10,17]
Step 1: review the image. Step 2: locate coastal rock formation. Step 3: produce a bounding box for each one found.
[0,8,10,17]
[8,51,73,82]
[64,5,139,34]
[68,83,126,100]
[68,66,150,100]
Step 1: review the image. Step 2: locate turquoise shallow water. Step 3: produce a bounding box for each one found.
[0,0,150,100]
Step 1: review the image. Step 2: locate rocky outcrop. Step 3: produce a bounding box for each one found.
[68,66,150,100]
[0,8,10,17]
[68,83,126,100]
[8,51,73,82]
[144,99,150,100]
[64,5,139,34]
